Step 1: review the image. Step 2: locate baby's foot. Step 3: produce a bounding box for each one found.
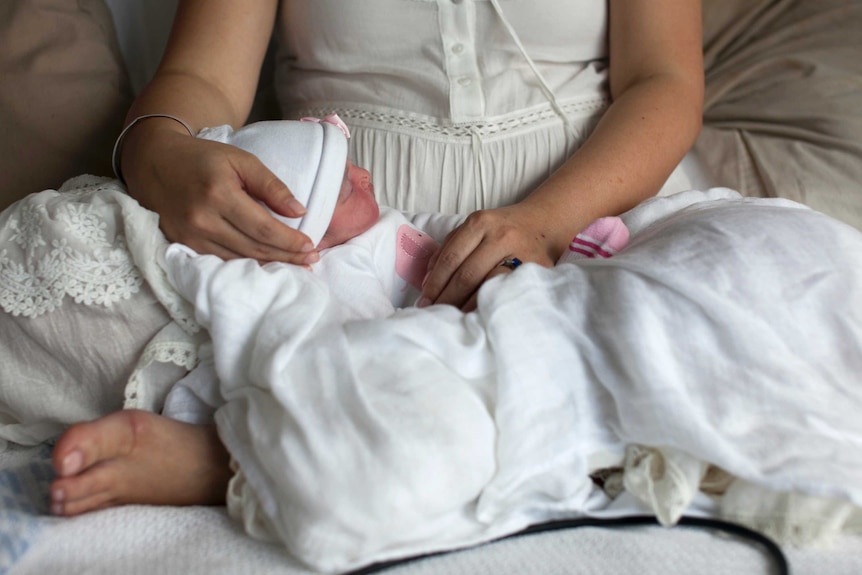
[50,410,232,516]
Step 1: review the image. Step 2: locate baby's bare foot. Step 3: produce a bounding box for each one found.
[50,410,232,516]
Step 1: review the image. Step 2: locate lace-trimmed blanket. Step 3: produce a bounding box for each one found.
[0,177,200,448]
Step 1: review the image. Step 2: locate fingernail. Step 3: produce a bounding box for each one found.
[417,297,432,309]
[51,503,64,516]
[52,487,65,503]
[303,251,320,265]
[421,271,430,288]
[288,198,307,215]
[62,450,83,476]
[300,243,315,253]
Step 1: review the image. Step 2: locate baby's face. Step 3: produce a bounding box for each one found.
[318,161,380,250]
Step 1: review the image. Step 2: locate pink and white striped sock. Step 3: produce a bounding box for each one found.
[557,216,630,265]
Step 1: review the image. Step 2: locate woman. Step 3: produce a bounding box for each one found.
[50,0,703,516]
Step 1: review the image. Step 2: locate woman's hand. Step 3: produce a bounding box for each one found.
[418,203,570,312]
[115,0,300,262]
[124,123,319,264]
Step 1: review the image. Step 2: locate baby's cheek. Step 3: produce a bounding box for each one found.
[395,225,439,290]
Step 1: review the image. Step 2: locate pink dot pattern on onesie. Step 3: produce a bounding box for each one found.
[395,225,439,290]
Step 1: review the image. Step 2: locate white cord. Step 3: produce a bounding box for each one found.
[488,0,579,142]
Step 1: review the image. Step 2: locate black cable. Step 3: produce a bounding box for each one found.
[348,515,789,575]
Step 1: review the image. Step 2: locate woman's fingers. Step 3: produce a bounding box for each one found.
[420,205,562,310]
[239,151,309,222]
[201,150,320,262]
[219,193,319,263]
[433,244,508,309]
[161,187,318,264]
[136,136,319,263]
[420,209,524,309]
[419,213,493,308]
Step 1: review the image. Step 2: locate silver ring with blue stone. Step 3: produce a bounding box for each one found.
[498,257,523,271]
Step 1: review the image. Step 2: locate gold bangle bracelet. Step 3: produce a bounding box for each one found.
[111,114,195,184]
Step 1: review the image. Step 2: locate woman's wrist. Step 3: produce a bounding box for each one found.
[113,115,195,185]
[520,184,602,258]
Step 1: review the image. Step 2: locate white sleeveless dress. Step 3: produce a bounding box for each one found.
[275,0,701,213]
[274,0,623,214]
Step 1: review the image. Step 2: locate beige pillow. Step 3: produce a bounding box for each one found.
[0,0,133,211]
[698,0,862,231]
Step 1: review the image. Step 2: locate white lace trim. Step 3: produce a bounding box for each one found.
[155,288,201,336]
[295,98,609,139]
[0,185,143,318]
[124,340,200,408]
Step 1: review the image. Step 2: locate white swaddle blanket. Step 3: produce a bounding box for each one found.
[165,189,862,573]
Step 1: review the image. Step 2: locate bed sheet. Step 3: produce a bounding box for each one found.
[2,444,861,575]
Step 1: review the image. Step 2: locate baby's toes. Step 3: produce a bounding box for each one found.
[50,463,121,516]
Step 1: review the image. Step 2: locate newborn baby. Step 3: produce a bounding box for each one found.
[191,115,453,316]
[162,115,455,424]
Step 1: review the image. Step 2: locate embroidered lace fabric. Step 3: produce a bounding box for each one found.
[0,176,202,447]
[123,327,207,413]
[0,176,196,329]
[0,183,143,317]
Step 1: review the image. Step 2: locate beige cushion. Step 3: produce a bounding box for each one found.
[0,0,133,211]
[698,0,862,231]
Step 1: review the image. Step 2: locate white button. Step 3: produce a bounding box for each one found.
[457,76,473,87]
[451,43,465,55]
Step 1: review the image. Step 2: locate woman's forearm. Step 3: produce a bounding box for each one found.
[111,0,315,263]
[119,0,278,191]
[522,0,704,256]
[118,71,253,192]
[130,0,277,126]
[522,71,704,254]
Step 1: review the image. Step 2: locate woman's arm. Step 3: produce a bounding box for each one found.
[119,0,319,264]
[421,0,704,310]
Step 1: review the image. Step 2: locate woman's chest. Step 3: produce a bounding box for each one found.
[278,0,608,64]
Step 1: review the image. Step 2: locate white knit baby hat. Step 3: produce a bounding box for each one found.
[197,115,350,247]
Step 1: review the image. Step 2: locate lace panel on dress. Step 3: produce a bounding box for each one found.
[0,182,143,318]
